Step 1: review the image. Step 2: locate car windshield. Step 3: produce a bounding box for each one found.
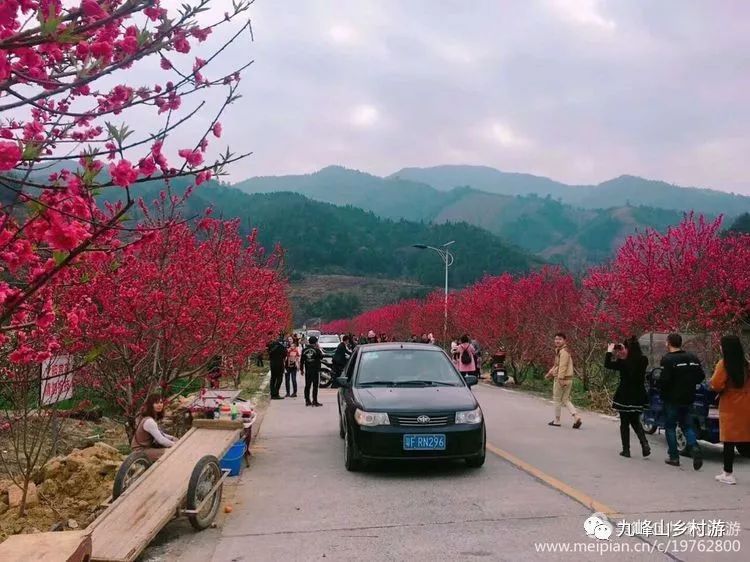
[355,349,463,387]
[318,335,340,344]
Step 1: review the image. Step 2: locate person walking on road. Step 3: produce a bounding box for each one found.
[546,333,582,429]
[456,335,477,381]
[284,336,301,398]
[301,335,324,407]
[659,333,705,469]
[709,335,750,484]
[267,333,287,400]
[605,337,650,458]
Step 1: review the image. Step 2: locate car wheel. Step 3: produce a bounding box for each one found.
[344,422,362,472]
[641,413,657,435]
[465,452,485,468]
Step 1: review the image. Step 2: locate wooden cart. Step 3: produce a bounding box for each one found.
[87,419,242,562]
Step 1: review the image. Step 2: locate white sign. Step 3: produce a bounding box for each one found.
[40,355,74,405]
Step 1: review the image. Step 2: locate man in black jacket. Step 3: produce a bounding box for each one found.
[659,333,705,469]
[301,336,324,407]
[267,333,287,400]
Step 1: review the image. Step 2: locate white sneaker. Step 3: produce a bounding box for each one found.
[715,472,736,485]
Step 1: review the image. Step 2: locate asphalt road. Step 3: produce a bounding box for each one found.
[165,382,749,562]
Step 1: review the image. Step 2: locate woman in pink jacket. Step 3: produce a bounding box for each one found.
[456,334,477,379]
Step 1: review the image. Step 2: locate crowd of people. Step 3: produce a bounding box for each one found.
[545,331,750,485]
[256,326,750,485]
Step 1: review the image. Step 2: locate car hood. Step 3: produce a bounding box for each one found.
[353,386,477,412]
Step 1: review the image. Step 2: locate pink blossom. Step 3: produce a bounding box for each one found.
[0,141,22,171]
[178,148,203,168]
[196,170,212,185]
[109,159,138,187]
[91,41,113,61]
[138,156,157,177]
[0,54,10,81]
[212,122,222,138]
[173,34,191,54]
[81,0,106,19]
[191,27,212,42]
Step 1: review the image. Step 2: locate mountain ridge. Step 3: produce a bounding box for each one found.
[233,166,706,268]
[389,165,750,215]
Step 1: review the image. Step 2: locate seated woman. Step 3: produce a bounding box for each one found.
[131,394,176,462]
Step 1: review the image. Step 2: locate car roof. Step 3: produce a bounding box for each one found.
[357,342,443,352]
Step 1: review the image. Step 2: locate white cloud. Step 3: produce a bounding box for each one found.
[350,104,380,128]
[485,121,533,149]
[548,0,616,31]
[328,23,358,44]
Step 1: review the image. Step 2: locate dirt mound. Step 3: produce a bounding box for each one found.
[0,442,124,541]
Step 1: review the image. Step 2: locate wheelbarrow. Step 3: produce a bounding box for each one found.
[88,419,243,562]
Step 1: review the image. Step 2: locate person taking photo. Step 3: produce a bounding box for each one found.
[605,337,650,458]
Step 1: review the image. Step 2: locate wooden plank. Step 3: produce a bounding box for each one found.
[89,427,240,562]
[0,530,91,562]
[191,418,244,430]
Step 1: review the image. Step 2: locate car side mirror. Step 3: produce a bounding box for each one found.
[336,377,350,388]
[464,375,478,386]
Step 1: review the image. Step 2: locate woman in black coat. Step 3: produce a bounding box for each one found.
[605,336,650,458]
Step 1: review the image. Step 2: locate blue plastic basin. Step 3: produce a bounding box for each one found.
[220,440,246,476]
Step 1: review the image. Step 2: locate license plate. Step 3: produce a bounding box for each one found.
[403,434,446,450]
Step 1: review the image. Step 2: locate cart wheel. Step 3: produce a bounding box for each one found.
[187,455,223,531]
[113,452,152,500]
[641,414,657,435]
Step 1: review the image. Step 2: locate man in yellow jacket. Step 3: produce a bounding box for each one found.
[546,332,583,429]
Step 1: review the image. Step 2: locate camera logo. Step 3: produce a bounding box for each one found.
[584,512,614,540]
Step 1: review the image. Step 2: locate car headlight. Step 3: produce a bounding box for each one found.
[455,407,483,424]
[354,409,390,426]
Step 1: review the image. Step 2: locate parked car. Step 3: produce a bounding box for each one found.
[336,343,485,471]
[304,329,321,341]
[318,334,341,358]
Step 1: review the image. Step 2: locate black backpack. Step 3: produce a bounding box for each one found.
[460,346,472,365]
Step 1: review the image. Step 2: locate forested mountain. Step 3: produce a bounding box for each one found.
[234,166,688,268]
[109,181,540,288]
[728,213,750,235]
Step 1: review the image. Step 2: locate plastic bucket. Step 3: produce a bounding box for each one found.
[220,440,246,476]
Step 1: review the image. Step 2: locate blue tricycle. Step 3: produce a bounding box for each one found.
[642,367,750,457]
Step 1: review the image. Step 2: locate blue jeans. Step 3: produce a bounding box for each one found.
[664,403,697,459]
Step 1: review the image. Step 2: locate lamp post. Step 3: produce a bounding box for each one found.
[413,241,455,345]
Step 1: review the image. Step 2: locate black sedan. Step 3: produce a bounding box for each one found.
[336,343,485,471]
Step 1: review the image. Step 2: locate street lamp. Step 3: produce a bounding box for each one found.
[412,241,455,344]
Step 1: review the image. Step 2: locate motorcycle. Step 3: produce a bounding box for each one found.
[318,359,334,388]
[490,351,509,386]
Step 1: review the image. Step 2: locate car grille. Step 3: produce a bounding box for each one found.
[390,413,454,427]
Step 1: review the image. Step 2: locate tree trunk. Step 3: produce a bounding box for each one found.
[18,477,29,517]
